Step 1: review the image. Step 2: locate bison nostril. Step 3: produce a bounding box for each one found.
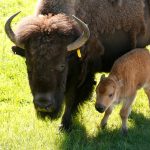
[33,100,54,113]
[45,103,53,111]
[33,99,52,108]
[34,103,53,113]
[33,93,55,112]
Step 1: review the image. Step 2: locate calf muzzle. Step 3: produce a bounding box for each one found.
[95,103,106,113]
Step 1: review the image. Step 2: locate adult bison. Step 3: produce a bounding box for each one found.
[5,0,150,130]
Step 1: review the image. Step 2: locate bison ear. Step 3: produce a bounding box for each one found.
[12,46,25,57]
[100,74,106,81]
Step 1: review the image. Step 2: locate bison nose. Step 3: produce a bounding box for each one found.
[33,93,54,112]
[95,104,106,113]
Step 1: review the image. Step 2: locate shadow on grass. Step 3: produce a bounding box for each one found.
[60,111,150,150]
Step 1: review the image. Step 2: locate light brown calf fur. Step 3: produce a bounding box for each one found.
[95,48,150,135]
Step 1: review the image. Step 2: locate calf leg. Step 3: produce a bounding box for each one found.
[120,94,135,135]
[60,72,95,131]
[144,88,150,108]
[101,105,114,129]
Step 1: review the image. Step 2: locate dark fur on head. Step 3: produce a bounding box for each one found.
[13,13,80,119]
[15,13,79,45]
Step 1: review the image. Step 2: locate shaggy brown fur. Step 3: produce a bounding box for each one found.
[35,0,76,15]
[96,48,150,135]
[35,0,146,57]
[15,14,78,45]
[76,0,146,51]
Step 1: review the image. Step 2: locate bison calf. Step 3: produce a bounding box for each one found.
[95,48,150,135]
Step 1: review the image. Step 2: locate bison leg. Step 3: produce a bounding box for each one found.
[120,94,135,135]
[60,95,82,131]
[60,104,72,131]
[60,72,95,131]
[144,88,150,108]
[101,105,114,129]
[130,30,137,49]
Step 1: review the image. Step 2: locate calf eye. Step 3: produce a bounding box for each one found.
[109,93,113,98]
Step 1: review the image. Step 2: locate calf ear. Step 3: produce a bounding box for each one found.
[100,74,106,81]
[118,79,123,87]
[12,46,25,57]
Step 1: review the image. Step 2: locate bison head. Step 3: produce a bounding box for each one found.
[5,12,90,119]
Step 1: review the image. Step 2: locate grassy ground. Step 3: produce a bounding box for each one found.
[0,0,150,149]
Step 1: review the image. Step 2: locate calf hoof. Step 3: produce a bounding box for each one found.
[101,122,107,129]
[122,128,128,136]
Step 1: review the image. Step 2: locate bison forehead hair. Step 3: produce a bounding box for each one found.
[15,13,78,44]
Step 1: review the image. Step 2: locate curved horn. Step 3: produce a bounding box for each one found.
[67,15,90,51]
[5,11,24,49]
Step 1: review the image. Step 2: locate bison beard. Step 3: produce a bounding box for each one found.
[5,0,150,131]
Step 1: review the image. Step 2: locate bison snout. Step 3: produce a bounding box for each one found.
[33,93,54,112]
[95,103,106,113]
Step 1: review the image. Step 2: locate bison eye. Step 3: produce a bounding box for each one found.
[56,64,65,72]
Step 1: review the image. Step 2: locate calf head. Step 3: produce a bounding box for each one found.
[95,74,122,113]
[5,12,90,119]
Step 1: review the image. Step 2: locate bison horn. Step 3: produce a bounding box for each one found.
[67,15,90,51]
[5,11,24,49]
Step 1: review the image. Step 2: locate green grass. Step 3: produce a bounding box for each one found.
[0,0,150,149]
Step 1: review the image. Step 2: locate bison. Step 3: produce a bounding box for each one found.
[5,0,150,130]
[95,48,150,135]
